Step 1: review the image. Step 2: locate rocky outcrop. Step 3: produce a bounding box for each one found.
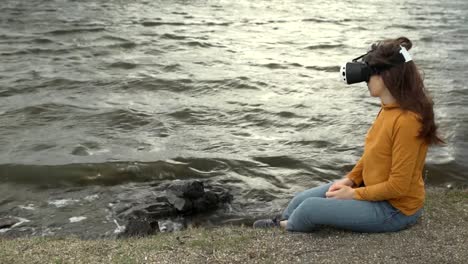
[117,180,232,238]
[0,217,19,230]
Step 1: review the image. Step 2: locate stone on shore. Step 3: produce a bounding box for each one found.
[117,180,232,238]
[0,217,19,230]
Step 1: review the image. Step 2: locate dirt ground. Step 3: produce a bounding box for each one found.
[1,186,467,264]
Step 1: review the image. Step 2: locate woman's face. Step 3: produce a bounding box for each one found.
[367,75,386,97]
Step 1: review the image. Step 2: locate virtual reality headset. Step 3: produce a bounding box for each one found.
[340,45,412,85]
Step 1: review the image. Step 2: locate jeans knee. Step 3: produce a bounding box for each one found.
[286,197,324,232]
[301,197,322,206]
[293,197,323,216]
[289,191,310,206]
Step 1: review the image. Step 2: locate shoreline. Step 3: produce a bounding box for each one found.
[1,186,467,264]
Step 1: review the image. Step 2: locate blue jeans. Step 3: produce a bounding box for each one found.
[282,182,422,233]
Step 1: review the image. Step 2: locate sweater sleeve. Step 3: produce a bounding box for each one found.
[346,157,364,187]
[354,113,423,201]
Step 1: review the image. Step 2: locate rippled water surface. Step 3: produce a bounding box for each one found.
[1,0,467,237]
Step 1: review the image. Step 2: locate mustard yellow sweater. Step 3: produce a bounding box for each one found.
[346,103,428,216]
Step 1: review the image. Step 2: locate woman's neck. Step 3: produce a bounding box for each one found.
[380,89,397,105]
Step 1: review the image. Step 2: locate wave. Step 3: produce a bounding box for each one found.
[237,63,336,72]
[2,102,96,116]
[184,41,224,48]
[252,155,311,169]
[282,140,332,148]
[276,111,302,118]
[225,106,306,129]
[200,77,267,92]
[305,65,339,72]
[166,106,227,126]
[106,41,137,49]
[94,35,137,49]
[42,77,93,87]
[304,44,345,50]
[109,61,138,69]
[301,18,347,25]
[44,27,106,35]
[253,19,289,25]
[121,77,194,92]
[0,48,73,56]
[0,158,232,187]
[0,103,97,126]
[98,35,131,42]
[141,21,186,27]
[32,38,55,44]
[0,157,463,189]
[0,78,89,97]
[420,36,434,42]
[141,21,230,27]
[162,63,182,72]
[81,108,155,131]
[160,33,187,40]
[1,41,135,57]
[167,103,304,127]
[384,24,418,30]
[254,63,289,70]
[120,76,267,94]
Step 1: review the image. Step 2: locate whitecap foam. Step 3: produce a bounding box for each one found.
[18,204,36,210]
[84,194,99,202]
[69,216,87,223]
[48,199,79,208]
[164,159,189,165]
[113,219,125,234]
[0,217,30,233]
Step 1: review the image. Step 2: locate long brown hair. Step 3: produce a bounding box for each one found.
[364,36,443,145]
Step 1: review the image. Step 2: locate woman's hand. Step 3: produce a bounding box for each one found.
[325,184,355,200]
[328,178,354,193]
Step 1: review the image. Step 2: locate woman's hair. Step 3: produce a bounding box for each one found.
[364,36,443,145]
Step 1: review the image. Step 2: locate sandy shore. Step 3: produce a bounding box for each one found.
[1,186,467,264]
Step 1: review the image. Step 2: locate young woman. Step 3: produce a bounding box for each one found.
[253,37,443,233]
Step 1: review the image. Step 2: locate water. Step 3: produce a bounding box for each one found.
[1,0,467,237]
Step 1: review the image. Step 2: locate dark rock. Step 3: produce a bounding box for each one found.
[117,180,232,237]
[193,191,219,212]
[121,202,176,221]
[167,180,205,199]
[119,218,158,238]
[158,218,186,232]
[144,202,177,217]
[209,186,233,204]
[71,145,90,156]
[166,191,193,212]
[0,217,19,229]
[112,203,133,215]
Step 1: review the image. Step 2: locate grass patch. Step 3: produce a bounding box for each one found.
[1,187,467,264]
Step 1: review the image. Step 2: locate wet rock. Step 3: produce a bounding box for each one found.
[120,203,176,222]
[117,180,232,238]
[167,180,205,199]
[71,145,90,156]
[121,218,158,237]
[158,218,186,232]
[144,202,178,218]
[0,217,19,229]
[193,191,219,212]
[166,192,192,212]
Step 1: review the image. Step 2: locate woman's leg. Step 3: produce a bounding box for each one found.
[285,197,421,233]
[282,182,333,220]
